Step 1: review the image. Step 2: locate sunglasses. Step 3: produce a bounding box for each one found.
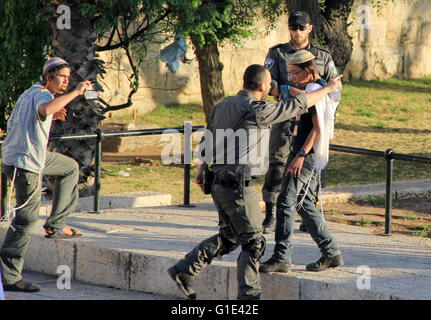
[289,25,307,31]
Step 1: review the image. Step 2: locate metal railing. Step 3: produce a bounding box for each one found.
[0,124,204,217]
[1,129,430,235]
[329,144,431,235]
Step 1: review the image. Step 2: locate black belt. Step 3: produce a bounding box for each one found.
[214,177,253,188]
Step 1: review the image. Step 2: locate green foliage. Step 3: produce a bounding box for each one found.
[82,0,286,51]
[174,0,286,48]
[0,1,51,131]
[81,0,169,41]
[81,0,172,63]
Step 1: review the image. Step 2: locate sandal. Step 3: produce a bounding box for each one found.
[3,280,40,292]
[44,226,82,239]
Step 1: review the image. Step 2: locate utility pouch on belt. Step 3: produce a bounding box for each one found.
[202,164,214,195]
[225,168,246,199]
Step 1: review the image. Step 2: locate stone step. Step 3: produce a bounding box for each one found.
[40,191,172,215]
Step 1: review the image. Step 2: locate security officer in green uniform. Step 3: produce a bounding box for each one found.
[262,10,338,234]
[167,64,343,300]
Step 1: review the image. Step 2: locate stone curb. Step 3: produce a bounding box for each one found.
[39,191,172,215]
[9,233,405,300]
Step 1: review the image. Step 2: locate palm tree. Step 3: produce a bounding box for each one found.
[47,0,105,196]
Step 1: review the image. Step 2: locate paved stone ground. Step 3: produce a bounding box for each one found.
[4,270,173,300]
[1,200,429,300]
[0,179,430,301]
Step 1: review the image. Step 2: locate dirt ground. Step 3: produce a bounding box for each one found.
[102,145,431,238]
[322,198,431,237]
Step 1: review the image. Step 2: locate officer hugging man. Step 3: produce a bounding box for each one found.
[167,60,342,300]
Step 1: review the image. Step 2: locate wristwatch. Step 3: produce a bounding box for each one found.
[298,149,307,157]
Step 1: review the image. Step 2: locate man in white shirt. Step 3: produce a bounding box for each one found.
[1,57,91,292]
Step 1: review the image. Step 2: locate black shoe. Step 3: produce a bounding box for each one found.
[262,203,276,234]
[306,254,344,272]
[299,222,308,232]
[167,266,197,300]
[259,257,291,273]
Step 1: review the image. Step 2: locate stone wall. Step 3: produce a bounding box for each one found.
[345,0,431,80]
[97,0,431,117]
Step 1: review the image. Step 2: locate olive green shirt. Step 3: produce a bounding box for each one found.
[198,90,308,177]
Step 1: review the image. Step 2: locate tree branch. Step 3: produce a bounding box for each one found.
[95,9,171,52]
[99,25,117,51]
[100,40,139,114]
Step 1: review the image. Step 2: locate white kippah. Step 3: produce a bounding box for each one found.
[43,57,69,74]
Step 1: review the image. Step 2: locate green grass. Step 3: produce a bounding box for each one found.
[413,231,429,238]
[358,216,373,227]
[355,108,375,118]
[325,76,431,187]
[403,213,418,220]
[325,209,344,216]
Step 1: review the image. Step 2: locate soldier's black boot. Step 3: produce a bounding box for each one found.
[262,202,276,234]
[259,257,291,273]
[167,266,197,300]
[306,254,344,272]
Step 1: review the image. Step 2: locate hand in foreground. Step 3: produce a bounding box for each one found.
[327,74,343,92]
[284,156,305,178]
[75,80,92,96]
[270,86,279,98]
[53,108,67,121]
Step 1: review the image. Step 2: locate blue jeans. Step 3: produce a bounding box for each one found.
[272,153,341,263]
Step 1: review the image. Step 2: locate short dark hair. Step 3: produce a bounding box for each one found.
[41,64,70,86]
[243,64,269,91]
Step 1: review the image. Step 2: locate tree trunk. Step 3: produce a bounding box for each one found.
[192,41,225,124]
[47,0,105,197]
[285,0,354,73]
